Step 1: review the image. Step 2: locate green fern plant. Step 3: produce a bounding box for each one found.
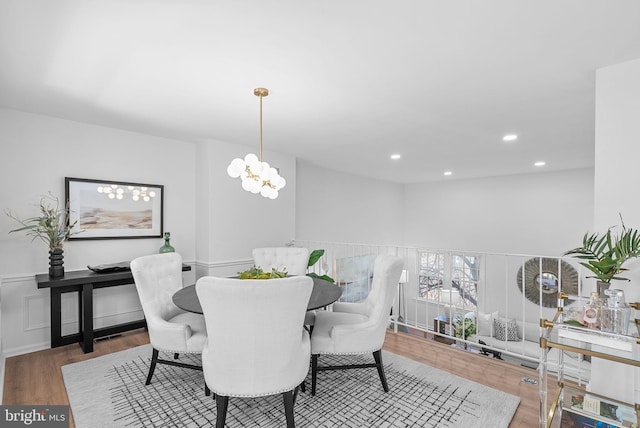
[564,216,640,283]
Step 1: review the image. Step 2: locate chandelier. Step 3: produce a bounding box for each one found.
[226,87,286,199]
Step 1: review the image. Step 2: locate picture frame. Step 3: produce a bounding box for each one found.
[65,177,164,240]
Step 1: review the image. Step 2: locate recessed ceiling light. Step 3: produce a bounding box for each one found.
[502,134,518,142]
[390,154,401,160]
[444,171,452,176]
[534,161,546,167]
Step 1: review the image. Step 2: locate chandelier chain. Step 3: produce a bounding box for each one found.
[254,87,268,162]
[259,92,263,161]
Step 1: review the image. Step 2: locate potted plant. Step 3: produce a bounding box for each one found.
[564,216,640,296]
[5,193,78,277]
[453,317,476,340]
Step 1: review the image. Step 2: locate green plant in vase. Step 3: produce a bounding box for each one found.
[453,317,476,339]
[564,215,640,295]
[5,193,79,277]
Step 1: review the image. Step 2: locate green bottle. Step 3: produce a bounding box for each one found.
[159,232,175,253]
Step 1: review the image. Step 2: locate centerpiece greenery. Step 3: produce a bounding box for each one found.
[237,266,288,279]
[564,216,640,285]
[237,248,336,282]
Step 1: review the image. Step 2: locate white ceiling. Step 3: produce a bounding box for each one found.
[2,0,640,183]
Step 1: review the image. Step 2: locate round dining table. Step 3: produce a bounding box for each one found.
[172,276,342,313]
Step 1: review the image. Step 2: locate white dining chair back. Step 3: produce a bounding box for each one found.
[252,247,310,275]
[195,275,313,428]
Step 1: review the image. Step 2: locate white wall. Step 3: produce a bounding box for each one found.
[0,109,197,355]
[590,58,640,403]
[404,168,594,256]
[296,161,595,327]
[195,139,297,277]
[295,160,404,245]
[0,109,197,271]
[594,57,640,298]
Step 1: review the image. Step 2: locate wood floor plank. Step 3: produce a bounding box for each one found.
[2,329,541,427]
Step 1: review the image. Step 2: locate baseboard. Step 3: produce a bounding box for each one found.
[2,342,49,359]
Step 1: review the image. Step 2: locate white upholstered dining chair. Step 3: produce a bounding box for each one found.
[252,247,310,275]
[196,275,313,428]
[252,246,317,328]
[130,253,207,386]
[310,254,404,395]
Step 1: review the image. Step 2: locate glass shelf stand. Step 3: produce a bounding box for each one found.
[539,295,640,428]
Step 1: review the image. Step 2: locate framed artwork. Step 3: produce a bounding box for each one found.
[65,177,164,240]
[334,254,377,303]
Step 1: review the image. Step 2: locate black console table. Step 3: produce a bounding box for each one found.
[36,264,191,353]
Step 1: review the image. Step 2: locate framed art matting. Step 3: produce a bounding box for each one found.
[65,177,164,240]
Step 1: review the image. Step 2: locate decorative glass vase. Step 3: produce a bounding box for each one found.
[159,232,175,254]
[601,289,632,335]
[597,280,610,298]
[49,248,64,277]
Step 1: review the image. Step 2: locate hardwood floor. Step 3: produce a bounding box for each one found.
[3,329,541,427]
[384,331,541,428]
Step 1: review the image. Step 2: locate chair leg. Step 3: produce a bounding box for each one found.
[215,395,229,428]
[293,385,299,405]
[145,348,159,385]
[205,383,211,396]
[373,350,389,392]
[311,354,318,396]
[282,389,296,428]
[299,379,305,393]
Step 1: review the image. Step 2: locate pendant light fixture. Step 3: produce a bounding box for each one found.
[226,88,286,199]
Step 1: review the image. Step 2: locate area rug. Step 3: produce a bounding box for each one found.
[62,344,519,427]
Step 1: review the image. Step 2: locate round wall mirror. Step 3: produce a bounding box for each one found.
[517,258,578,308]
[535,272,559,294]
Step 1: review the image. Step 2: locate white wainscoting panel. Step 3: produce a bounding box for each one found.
[1,275,49,356]
[1,263,196,357]
[23,292,50,331]
[194,259,253,280]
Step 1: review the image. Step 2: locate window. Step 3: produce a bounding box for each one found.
[418,251,478,309]
[418,251,444,299]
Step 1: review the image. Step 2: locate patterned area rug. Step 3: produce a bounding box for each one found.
[62,344,519,427]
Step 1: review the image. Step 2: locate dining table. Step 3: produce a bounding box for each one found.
[172,276,342,313]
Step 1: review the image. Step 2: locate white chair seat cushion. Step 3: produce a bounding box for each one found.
[311,310,370,355]
[160,312,207,353]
